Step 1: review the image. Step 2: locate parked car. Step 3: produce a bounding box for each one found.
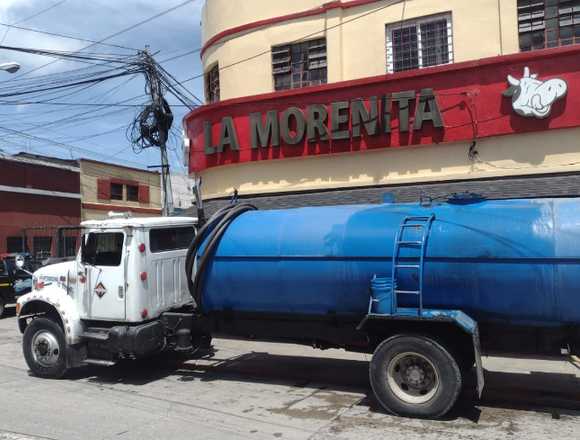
[0,254,33,318]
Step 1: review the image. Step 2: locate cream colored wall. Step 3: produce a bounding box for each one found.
[202,0,520,101]
[80,160,162,221]
[198,0,540,200]
[199,128,580,199]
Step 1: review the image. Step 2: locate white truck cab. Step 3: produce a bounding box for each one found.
[16,215,198,378]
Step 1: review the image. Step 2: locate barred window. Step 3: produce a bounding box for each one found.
[205,64,220,103]
[518,0,580,51]
[33,236,52,260]
[272,38,327,91]
[386,14,453,73]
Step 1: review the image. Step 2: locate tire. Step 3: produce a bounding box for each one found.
[0,297,6,318]
[369,334,462,419]
[23,317,68,379]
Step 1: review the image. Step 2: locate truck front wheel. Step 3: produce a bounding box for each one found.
[23,318,68,379]
[370,335,462,419]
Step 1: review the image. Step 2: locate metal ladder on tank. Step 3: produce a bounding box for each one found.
[360,213,485,398]
[391,214,436,316]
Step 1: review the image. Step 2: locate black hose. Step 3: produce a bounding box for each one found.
[185,204,237,305]
[185,203,256,312]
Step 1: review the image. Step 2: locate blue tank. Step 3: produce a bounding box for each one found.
[201,197,580,327]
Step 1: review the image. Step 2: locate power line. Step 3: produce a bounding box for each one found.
[0,0,69,45]
[6,0,198,80]
[0,100,194,107]
[0,20,136,52]
[160,48,201,64]
[0,123,149,168]
[0,69,139,99]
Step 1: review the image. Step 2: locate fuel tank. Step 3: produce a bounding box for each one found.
[201,197,580,327]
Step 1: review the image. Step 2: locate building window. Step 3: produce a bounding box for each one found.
[64,236,77,257]
[33,237,52,260]
[272,38,327,91]
[126,184,139,202]
[6,237,26,253]
[205,64,220,103]
[386,14,453,73]
[110,183,123,201]
[518,0,580,51]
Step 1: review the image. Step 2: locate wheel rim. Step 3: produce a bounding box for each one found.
[31,330,61,368]
[386,351,440,404]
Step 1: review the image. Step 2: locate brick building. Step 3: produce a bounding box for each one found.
[0,154,81,257]
[0,153,163,259]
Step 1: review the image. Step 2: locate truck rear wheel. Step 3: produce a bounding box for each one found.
[370,335,462,419]
[23,317,68,379]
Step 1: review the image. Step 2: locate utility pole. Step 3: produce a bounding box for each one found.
[141,49,174,216]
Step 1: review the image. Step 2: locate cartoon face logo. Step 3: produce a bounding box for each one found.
[503,67,567,119]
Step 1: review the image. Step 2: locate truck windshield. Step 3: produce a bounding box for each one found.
[82,233,124,266]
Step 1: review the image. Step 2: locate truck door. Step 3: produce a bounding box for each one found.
[81,231,126,321]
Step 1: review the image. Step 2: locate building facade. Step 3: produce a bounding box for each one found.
[0,154,81,257]
[170,173,195,211]
[185,0,580,211]
[0,153,164,260]
[80,159,162,221]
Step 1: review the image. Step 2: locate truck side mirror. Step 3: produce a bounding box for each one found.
[15,254,33,276]
[15,255,25,270]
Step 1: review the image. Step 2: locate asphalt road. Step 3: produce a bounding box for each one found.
[1,311,580,440]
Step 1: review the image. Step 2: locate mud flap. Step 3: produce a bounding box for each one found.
[473,326,485,398]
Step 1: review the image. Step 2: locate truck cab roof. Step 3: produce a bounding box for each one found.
[81,216,197,230]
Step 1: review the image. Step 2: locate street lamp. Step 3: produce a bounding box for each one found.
[0,62,20,74]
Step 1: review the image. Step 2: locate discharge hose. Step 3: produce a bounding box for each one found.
[185,203,256,312]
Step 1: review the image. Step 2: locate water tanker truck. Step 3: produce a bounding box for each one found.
[15,195,580,418]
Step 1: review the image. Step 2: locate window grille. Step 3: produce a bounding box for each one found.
[110,183,123,201]
[518,0,580,51]
[386,14,453,73]
[272,38,327,91]
[126,184,139,202]
[205,64,220,103]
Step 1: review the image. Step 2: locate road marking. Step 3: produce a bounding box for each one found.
[0,430,56,440]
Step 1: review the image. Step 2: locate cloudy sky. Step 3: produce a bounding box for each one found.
[0,0,205,173]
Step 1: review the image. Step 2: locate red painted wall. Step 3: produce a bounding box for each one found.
[0,193,81,255]
[186,46,580,173]
[0,158,79,193]
[0,158,81,255]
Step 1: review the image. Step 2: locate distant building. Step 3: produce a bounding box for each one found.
[80,159,162,221]
[170,173,194,211]
[0,153,81,257]
[0,153,163,260]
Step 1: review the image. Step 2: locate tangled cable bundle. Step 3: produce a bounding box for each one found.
[128,98,174,152]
